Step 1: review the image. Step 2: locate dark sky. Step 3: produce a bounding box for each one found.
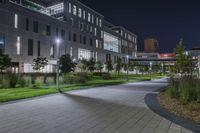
[79,0,200,53]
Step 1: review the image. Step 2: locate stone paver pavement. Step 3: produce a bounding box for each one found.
[0,78,193,133]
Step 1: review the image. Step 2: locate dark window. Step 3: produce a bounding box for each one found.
[69,31,71,41]
[33,21,38,33]
[46,25,51,36]
[28,39,33,56]
[25,18,29,31]
[90,38,93,46]
[56,28,58,37]
[83,36,86,45]
[73,33,76,42]
[37,41,40,56]
[80,34,82,44]
[61,30,65,40]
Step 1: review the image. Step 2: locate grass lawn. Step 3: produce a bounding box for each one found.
[0,74,166,103]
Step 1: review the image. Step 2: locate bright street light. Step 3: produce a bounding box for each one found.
[56,38,61,92]
[126,55,129,81]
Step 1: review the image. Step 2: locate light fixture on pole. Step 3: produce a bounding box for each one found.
[56,38,61,92]
[126,55,129,81]
[150,62,153,79]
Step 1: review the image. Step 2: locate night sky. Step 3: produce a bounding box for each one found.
[79,0,200,53]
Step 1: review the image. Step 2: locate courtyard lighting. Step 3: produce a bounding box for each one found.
[56,38,61,92]
[126,55,129,81]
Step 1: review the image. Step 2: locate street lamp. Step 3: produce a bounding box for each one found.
[56,38,61,92]
[161,63,164,75]
[126,55,129,81]
[150,62,153,80]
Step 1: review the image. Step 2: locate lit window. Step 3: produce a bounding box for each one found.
[92,15,94,23]
[78,8,82,18]
[14,14,18,29]
[69,3,71,13]
[88,13,91,22]
[50,45,54,58]
[101,31,104,38]
[70,47,73,57]
[96,17,99,26]
[83,11,86,20]
[73,5,77,16]
[17,36,20,55]
[94,28,97,36]
[96,39,98,48]
[99,19,102,27]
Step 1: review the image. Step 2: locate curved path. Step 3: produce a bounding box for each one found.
[0,79,193,133]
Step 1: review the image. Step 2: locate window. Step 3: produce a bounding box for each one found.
[50,45,54,58]
[90,26,93,34]
[46,25,51,36]
[16,36,20,55]
[25,18,29,31]
[78,48,93,60]
[70,47,73,57]
[73,5,77,16]
[96,39,98,48]
[83,36,86,44]
[73,33,76,42]
[37,41,40,56]
[92,15,94,23]
[0,33,5,46]
[94,28,97,36]
[70,18,74,26]
[88,13,91,22]
[96,17,99,26]
[28,39,33,56]
[80,34,82,44]
[33,21,38,33]
[48,3,64,15]
[56,28,58,37]
[78,8,82,18]
[69,3,72,13]
[90,38,93,46]
[69,31,71,41]
[99,19,102,27]
[83,10,86,20]
[61,30,65,40]
[14,14,18,29]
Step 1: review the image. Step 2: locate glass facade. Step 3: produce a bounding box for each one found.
[78,48,94,60]
[104,32,120,53]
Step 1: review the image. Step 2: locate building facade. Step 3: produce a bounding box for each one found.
[144,38,159,53]
[0,0,137,73]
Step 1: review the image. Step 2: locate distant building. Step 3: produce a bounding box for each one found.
[144,38,159,53]
[188,47,200,58]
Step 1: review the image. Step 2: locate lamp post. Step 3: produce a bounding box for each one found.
[161,63,164,75]
[126,55,129,81]
[56,38,61,92]
[150,62,153,80]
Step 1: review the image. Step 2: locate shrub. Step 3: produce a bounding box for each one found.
[45,77,55,86]
[1,78,9,88]
[74,75,87,84]
[101,73,111,80]
[62,74,75,84]
[167,76,200,102]
[76,72,89,80]
[18,76,26,87]
[9,73,18,88]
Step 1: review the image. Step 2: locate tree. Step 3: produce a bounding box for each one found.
[87,58,96,72]
[174,38,192,74]
[32,57,48,71]
[59,54,76,74]
[78,59,88,72]
[0,53,11,73]
[95,61,103,72]
[115,57,122,74]
[106,59,113,73]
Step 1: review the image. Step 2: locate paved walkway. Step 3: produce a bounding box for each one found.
[0,79,193,133]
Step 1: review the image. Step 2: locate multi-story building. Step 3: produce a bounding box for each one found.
[144,38,159,53]
[0,0,137,73]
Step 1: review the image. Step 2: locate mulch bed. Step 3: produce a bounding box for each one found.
[157,92,200,124]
